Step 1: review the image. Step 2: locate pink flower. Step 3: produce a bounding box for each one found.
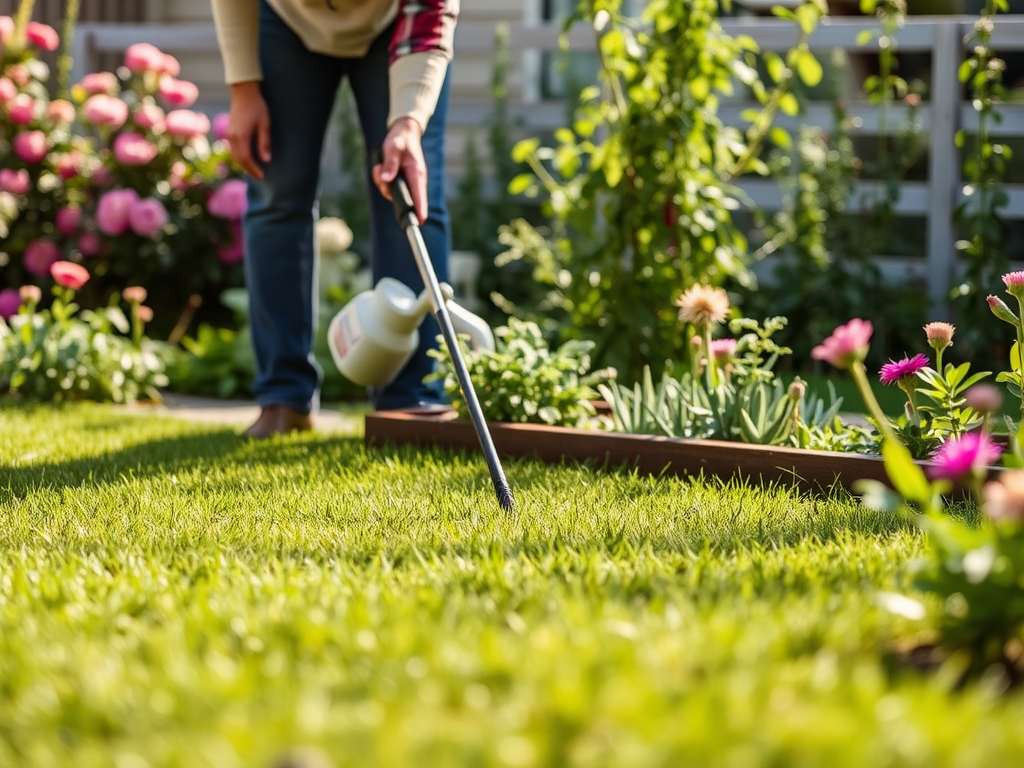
[211,112,230,141]
[0,168,30,195]
[13,130,48,163]
[23,239,61,278]
[0,77,15,104]
[133,102,165,132]
[0,288,21,319]
[56,207,83,236]
[82,94,129,128]
[136,305,154,323]
[128,197,169,238]
[96,188,140,235]
[709,338,738,359]
[169,161,191,191]
[158,76,199,108]
[0,16,13,43]
[123,286,147,303]
[79,71,119,95]
[54,152,84,180]
[161,54,181,77]
[929,433,1003,481]
[207,179,248,220]
[124,43,165,74]
[7,93,37,124]
[164,109,210,139]
[217,221,245,264]
[6,64,29,87]
[78,231,102,257]
[923,322,954,351]
[90,163,115,187]
[879,353,929,385]
[983,471,1024,523]
[113,132,159,166]
[51,260,90,291]
[25,21,59,51]
[1003,271,1024,300]
[19,285,41,304]
[811,319,873,370]
[47,99,76,124]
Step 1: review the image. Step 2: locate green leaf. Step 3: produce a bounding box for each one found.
[794,50,823,87]
[507,174,534,196]
[778,92,800,117]
[882,439,934,509]
[511,138,540,163]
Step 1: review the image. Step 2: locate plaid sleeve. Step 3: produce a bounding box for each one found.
[390,0,459,62]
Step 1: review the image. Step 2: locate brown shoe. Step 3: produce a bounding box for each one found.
[242,404,313,439]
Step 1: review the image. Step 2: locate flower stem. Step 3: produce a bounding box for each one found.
[851,361,897,444]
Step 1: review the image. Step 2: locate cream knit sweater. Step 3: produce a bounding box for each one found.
[210,0,456,130]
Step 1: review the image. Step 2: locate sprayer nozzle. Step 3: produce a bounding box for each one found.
[496,483,515,512]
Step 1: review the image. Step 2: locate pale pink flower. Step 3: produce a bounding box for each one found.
[56,207,82,236]
[0,168,30,195]
[161,54,181,77]
[50,260,90,291]
[879,353,929,386]
[211,112,230,141]
[6,64,29,87]
[124,43,165,74]
[983,471,1024,523]
[208,179,248,220]
[676,284,730,326]
[1003,271,1024,300]
[113,132,159,166]
[169,161,190,191]
[79,71,119,95]
[123,286,148,303]
[811,318,873,370]
[13,130,47,163]
[964,384,1003,415]
[0,16,13,43]
[7,93,36,124]
[0,77,15,104]
[78,231,102,257]
[25,21,59,51]
[96,188,140,235]
[82,94,129,128]
[164,109,211,139]
[0,288,21,319]
[23,239,61,278]
[54,152,84,180]
[19,285,41,304]
[136,305,154,323]
[128,197,169,238]
[133,102,165,132]
[47,99,76,124]
[923,322,954,352]
[929,433,1002,481]
[158,76,198,108]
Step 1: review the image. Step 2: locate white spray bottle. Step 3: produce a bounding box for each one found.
[327,277,494,387]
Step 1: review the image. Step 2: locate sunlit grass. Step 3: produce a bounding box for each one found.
[2,398,1023,768]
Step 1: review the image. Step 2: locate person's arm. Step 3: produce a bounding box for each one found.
[374,0,460,222]
[210,0,270,180]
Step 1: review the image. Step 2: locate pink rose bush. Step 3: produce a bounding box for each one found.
[1,13,245,337]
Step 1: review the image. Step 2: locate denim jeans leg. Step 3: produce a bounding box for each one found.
[348,34,453,409]
[243,1,346,414]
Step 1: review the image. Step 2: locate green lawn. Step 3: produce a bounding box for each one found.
[2,399,1024,767]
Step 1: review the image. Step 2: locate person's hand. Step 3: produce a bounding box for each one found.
[373,117,427,223]
[227,81,271,180]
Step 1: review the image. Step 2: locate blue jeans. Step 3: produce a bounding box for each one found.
[244,0,450,413]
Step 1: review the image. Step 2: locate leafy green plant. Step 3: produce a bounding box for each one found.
[0,282,171,403]
[499,0,827,381]
[427,316,614,427]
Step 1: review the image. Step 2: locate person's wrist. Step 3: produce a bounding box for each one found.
[230,80,262,98]
[389,115,423,137]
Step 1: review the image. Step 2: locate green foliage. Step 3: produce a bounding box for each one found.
[916,362,990,439]
[0,289,171,403]
[427,317,614,427]
[499,0,826,382]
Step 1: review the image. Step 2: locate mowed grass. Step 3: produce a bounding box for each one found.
[2,399,1024,768]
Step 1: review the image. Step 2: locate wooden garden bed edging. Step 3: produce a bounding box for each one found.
[365,409,1003,494]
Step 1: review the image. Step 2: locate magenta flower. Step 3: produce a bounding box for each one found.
[0,168,30,195]
[7,93,36,124]
[79,72,120,96]
[96,188,140,236]
[811,318,873,370]
[217,221,245,264]
[13,130,48,163]
[54,152,83,180]
[709,338,738,359]
[124,43,165,74]
[133,103,165,132]
[23,239,61,278]
[128,197,169,238]
[113,132,159,166]
[25,21,59,51]
[212,112,230,141]
[0,288,21,319]
[82,94,129,128]
[208,179,248,220]
[165,109,211,139]
[158,76,199,108]
[0,76,15,104]
[929,433,1003,481]
[56,207,82,236]
[78,232,102,257]
[51,261,90,291]
[879,353,929,385]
